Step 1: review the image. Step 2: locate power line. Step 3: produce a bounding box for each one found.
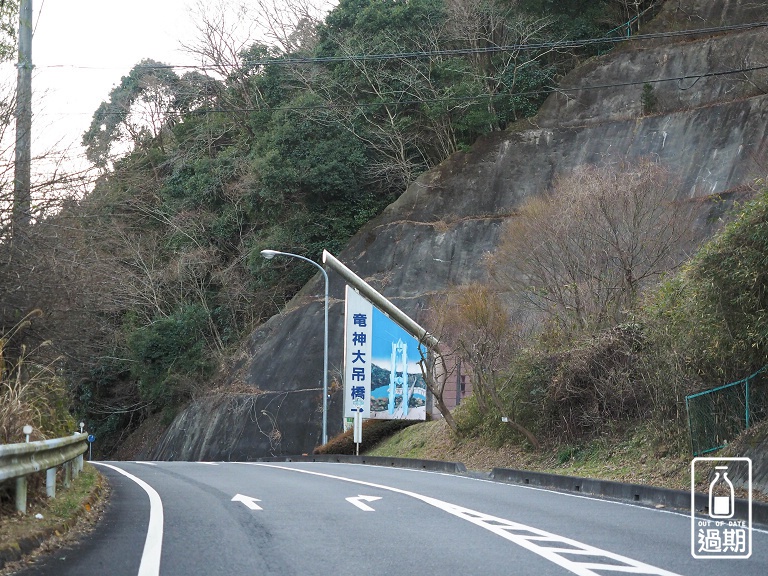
[34,21,768,72]
[29,60,768,121]
[61,62,763,116]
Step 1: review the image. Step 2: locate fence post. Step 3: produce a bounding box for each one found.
[15,476,27,514]
[745,378,750,428]
[46,467,57,498]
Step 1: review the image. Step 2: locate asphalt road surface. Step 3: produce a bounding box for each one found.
[13,461,768,575]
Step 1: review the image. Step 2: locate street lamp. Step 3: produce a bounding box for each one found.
[261,249,329,445]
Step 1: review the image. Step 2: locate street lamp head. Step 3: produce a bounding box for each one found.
[259,246,329,445]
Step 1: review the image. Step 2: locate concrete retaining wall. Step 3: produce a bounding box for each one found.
[490,467,768,526]
[257,453,467,474]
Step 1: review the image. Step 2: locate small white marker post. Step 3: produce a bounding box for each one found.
[353,408,363,456]
[17,425,34,513]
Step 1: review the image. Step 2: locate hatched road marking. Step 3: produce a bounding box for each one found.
[244,463,681,576]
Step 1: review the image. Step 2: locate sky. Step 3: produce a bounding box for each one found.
[12,0,203,178]
[3,0,335,188]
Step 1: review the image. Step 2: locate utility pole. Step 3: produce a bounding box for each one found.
[12,0,32,238]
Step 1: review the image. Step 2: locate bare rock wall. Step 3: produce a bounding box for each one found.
[149,0,768,461]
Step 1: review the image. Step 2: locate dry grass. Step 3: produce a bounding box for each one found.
[1,311,44,444]
[0,465,107,574]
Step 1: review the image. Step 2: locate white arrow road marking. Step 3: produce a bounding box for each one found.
[346,495,382,512]
[244,463,682,576]
[232,494,263,510]
[95,463,163,576]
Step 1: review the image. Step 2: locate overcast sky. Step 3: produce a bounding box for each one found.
[3,0,334,184]
[28,0,201,172]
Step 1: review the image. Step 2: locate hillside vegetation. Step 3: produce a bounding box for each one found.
[371,183,768,489]
[0,0,638,454]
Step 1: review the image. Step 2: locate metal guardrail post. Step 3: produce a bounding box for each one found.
[46,467,56,498]
[15,476,27,514]
[1,432,88,514]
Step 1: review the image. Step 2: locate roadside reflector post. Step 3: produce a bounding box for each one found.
[46,467,57,498]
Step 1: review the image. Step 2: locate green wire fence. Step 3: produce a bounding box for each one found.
[685,366,768,456]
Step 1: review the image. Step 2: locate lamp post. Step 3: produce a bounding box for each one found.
[261,249,329,445]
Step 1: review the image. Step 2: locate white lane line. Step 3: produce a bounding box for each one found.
[197,462,219,466]
[95,463,164,576]
[241,463,681,576]
[135,461,157,466]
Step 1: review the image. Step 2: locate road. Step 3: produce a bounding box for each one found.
[12,461,768,575]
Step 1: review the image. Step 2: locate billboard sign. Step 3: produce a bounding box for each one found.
[343,287,373,418]
[343,286,427,421]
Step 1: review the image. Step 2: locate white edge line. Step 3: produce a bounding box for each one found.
[94,463,164,576]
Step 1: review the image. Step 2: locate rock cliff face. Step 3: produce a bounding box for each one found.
[147,0,768,461]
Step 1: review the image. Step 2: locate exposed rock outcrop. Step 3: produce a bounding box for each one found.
[148,0,768,461]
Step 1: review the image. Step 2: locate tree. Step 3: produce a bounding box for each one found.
[415,333,459,434]
[251,0,329,54]
[0,0,17,61]
[641,82,658,115]
[445,0,555,125]
[82,60,183,170]
[306,0,561,191]
[489,159,697,335]
[422,284,539,447]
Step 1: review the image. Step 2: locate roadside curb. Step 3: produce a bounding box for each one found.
[490,466,768,527]
[0,470,105,570]
[260,454,767,527]
[256,453,467,474]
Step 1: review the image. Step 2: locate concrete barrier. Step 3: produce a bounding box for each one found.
[490,467,768,526]
[256,454,467,474]
[253,455,767,526]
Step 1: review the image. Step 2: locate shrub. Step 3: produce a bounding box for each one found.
[314,419,419,455]
[543,323,647,440]
[127,304,214,408]
[644,187,768,385]
[634,186,768,437]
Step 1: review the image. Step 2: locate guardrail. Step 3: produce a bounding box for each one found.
[0,433,88,514]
